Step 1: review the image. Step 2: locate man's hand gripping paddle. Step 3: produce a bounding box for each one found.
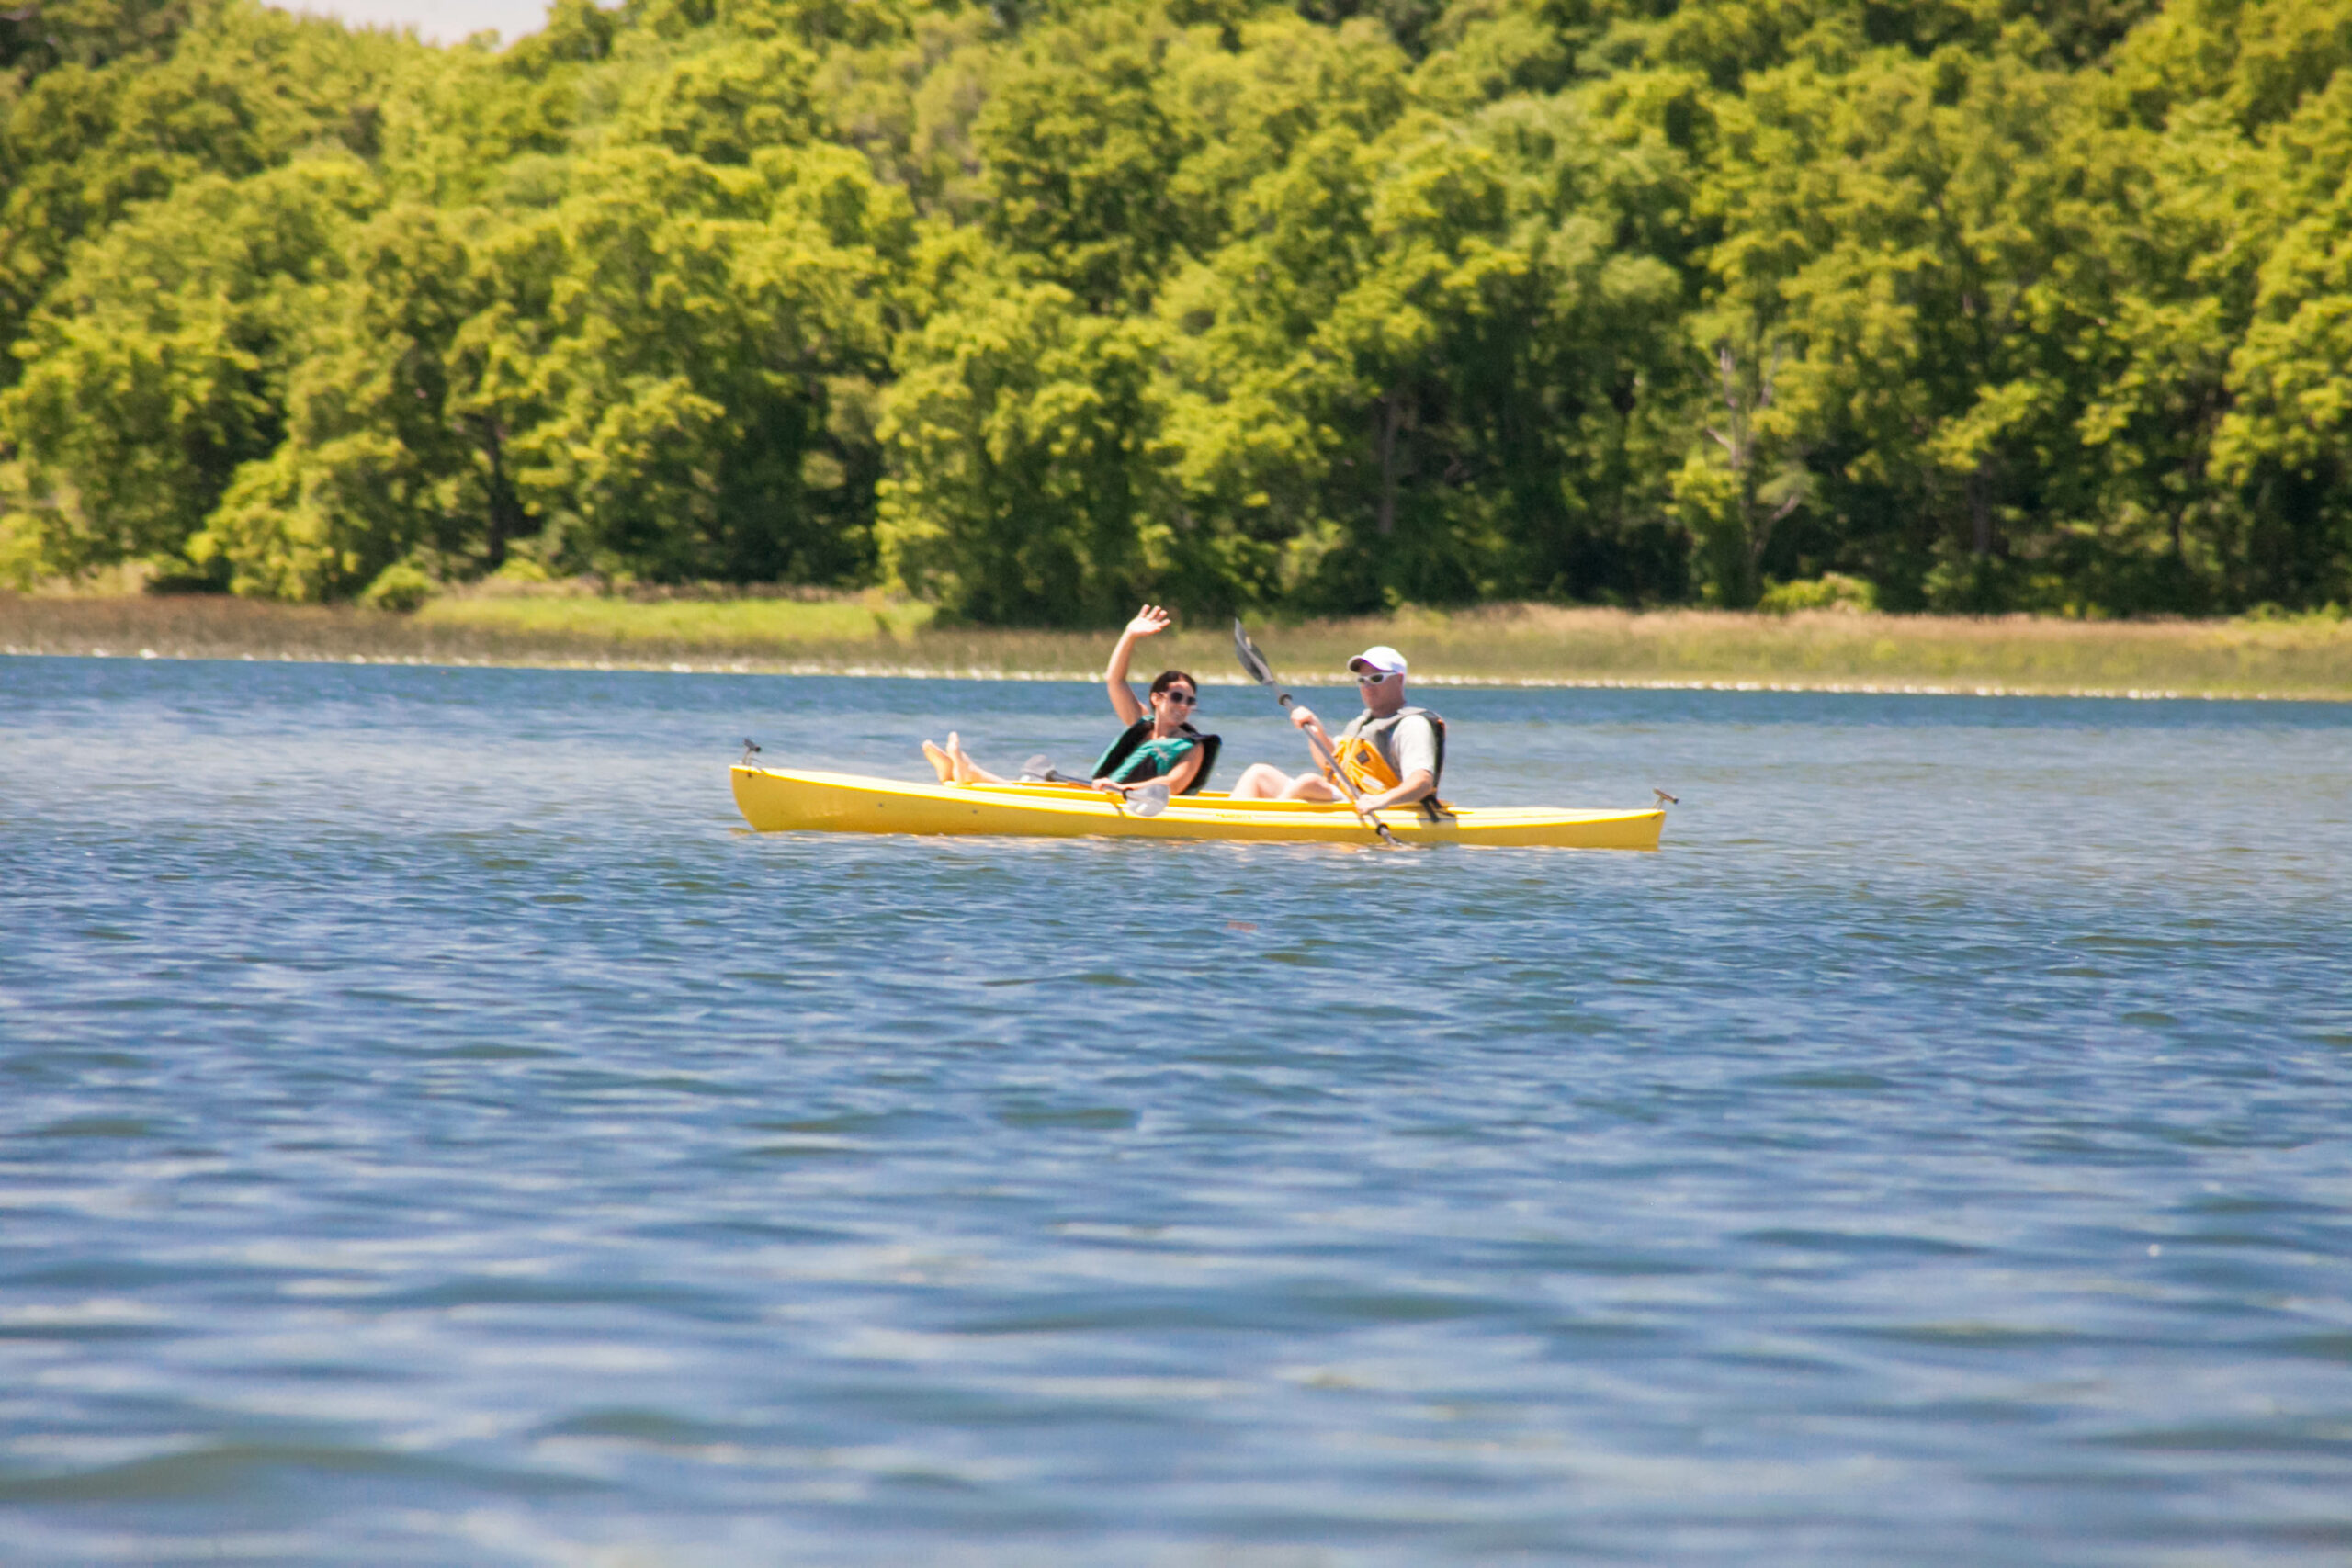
[1019,757,1171,818]
[1231,621,1403,849]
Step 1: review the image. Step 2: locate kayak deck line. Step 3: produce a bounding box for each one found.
[730,767,1665,849]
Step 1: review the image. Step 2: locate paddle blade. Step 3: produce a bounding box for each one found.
[1021,754,1055,781]
[1232,619,1276,686]
[1126,781,1172,817]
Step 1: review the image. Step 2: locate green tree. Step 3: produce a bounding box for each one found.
[877,243,1173,622]
[2209,70,2352,604]
[0,154,379,586]
[496,142,911,584]
[1694,33,2110,608]
[608,34,826,164]
[0,2,407,378]
[974,4,1193,310]
[192,201,514,599]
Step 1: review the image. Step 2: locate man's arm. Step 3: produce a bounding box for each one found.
[1357,769,1434,814]
[1288,705,1338,769]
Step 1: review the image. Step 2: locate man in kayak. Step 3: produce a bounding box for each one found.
[1229,644,1444,813]
[923,605,1220,795]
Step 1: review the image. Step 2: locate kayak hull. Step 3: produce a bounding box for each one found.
[731,767,1664,849]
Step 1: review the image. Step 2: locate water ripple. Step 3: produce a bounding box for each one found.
[2,658,2349,1563]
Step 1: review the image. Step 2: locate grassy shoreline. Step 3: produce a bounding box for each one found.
[6,592,2352,701]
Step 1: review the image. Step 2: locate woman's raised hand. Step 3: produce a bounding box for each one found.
[1125,604,1171,639]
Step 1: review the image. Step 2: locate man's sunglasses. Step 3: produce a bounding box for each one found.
[1160,690,1198,705]
[1355,671,1395,684]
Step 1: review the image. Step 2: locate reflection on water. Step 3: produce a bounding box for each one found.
[3,657,2349,1563]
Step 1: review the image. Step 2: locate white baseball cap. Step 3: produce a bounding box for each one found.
[1348,645,1408,676]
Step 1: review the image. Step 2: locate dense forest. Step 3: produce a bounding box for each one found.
[1,0,2349,620]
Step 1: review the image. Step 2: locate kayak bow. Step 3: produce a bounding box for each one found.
[731,766,1664,849]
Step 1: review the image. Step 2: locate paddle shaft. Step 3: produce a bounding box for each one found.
[1272,691,1404,848]
[1027,766,1170,816]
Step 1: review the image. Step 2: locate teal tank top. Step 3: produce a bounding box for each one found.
[1103,733,1199,784]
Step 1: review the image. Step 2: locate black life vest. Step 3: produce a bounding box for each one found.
[1090,718,1221,794]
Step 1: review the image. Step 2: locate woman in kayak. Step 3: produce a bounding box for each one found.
[923,605,1221,795]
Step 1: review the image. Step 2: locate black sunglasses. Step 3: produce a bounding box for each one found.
[1159,689,1198,705]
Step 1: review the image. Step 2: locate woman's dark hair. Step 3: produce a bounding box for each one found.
[1149,670,1198,697]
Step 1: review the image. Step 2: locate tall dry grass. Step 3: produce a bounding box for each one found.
[6,593,2351,699]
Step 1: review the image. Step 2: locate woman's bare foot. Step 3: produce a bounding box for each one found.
[941,733,1011,785]
[922,739,954,783]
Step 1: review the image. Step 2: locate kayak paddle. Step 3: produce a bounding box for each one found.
[1018,755,1172,818]
[1231,620,1403,848]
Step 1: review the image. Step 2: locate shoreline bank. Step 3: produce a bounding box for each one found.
[6,593,2350,703]
[0,647,2301,703]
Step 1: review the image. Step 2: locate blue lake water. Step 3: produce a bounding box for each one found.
[3,653,2349,1564]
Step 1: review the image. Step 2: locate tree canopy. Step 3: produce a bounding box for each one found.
[4,0,2350,617]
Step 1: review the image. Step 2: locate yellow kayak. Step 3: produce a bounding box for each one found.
[731,766,1664,849]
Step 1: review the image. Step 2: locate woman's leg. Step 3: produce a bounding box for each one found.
[922,740,955,783]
